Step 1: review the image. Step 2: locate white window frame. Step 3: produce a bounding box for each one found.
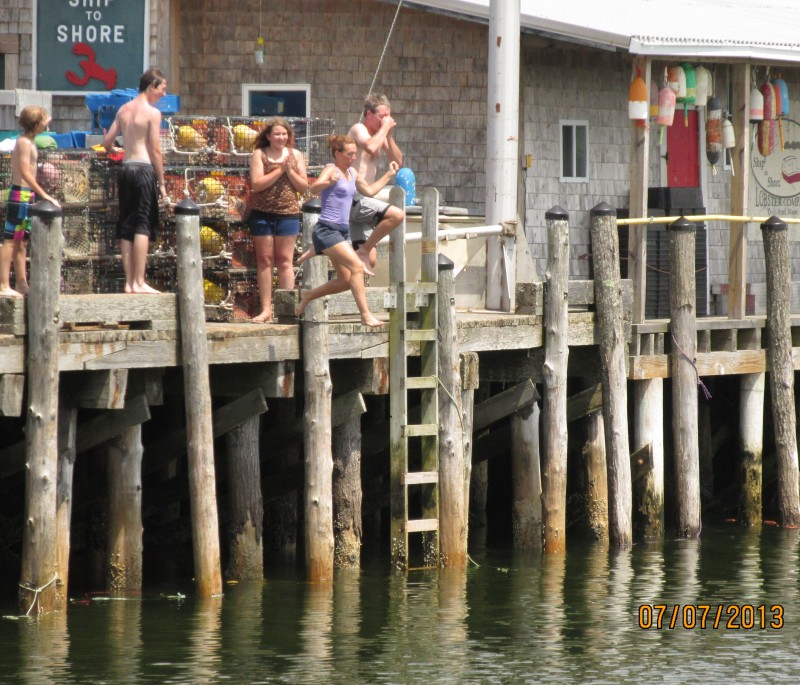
[560,119,589,182]
[241,83,311,117]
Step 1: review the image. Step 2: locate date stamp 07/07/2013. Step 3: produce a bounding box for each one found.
[638,604,784,630]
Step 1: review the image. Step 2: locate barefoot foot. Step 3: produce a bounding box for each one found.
[355,248,376,277]
[131,283,160,294]
[296,248,315,266]
[0,287,22,298]
[295,289,312,318]
[360,314,385,328]
[251,311,273,323]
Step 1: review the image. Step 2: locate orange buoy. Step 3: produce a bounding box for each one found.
[758,119,776,157]
[628,68,649,125]
[761,81,777,120]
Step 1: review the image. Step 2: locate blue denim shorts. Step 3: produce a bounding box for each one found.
[312,219,349,254]
[247,210,301,237]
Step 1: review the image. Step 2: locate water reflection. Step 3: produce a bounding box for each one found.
[5,526,800,683]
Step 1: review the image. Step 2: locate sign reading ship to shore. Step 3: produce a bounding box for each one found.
[751,118,800,217]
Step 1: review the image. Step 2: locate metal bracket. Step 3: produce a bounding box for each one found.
[384,290,397,309]
[501,219,518,236]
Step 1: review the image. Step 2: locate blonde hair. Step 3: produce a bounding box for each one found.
[19,106,48,135]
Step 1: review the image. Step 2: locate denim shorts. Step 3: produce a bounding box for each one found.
[247,210,301,237]
[312,219,349,254]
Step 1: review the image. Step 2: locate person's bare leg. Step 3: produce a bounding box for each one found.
[295,269,351,318]
[119,238,134,293]
[275,235,296,290]
[252,234,274,322]
[12,240,28,295]
[355,206,403,274]
[321,242,383,327]
[0,240,22,297]
[130,233,159,294]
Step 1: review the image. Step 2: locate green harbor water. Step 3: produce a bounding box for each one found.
[1,525,799,684]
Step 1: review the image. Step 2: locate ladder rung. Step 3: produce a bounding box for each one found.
[406,518,439,533]
[405,282,438,295]
[403,423,439,437]
[405,376,437,390]
[405,329,437,342]
[402,470,439,486]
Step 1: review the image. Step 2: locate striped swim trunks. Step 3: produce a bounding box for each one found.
[4,185,35,241]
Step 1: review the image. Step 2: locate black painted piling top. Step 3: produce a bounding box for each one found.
[545,206,568,222]
[669,215,696,232]
[302,197,322,214]
[174,198,200,216]
[438,253,455,271]
[590,202,616,217]
[28,200,62,219]
[761,215,788,232]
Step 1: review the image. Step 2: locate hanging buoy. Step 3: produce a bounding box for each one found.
[650,80,660,119]
[667,64,684,96]
[749,87,764,122]
[761,81,777,120]
[676,63,695,126]
[706,96,723,167]
[722,118,736,150]
[758,119,776,157]
[656,83,676,144]
[772,75,790,150]
[694,65,711,106]
[628,67,649,125]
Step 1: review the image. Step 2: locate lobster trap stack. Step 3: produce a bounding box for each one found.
[0,114,334,321]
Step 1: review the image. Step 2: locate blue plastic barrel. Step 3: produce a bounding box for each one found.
[395,167,416,206]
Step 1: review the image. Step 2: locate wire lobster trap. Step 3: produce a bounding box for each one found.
[228,268,259,321]
[61,259,96,295]
[88,155,119,204]
[207,116,265,166]
[164,166,250,220]
[38,150,91,207]
[61,207,98,259]
[164,115,218,164]
[227,225,256,269]
[288,117,335,170]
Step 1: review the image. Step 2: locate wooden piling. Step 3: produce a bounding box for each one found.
[438,253,468,567]
[225,416,264,580]
[175,198,222,597]
[300,200,334,581]
[511,402,543,549]
[669,216,701,538]
[541,206,569,554]
[633,378,664,539]
[581,410,608,542]
[761,215,800,526]
[738,342,764,528]
[19,201,64,614]
[107,426,144,593]
[55,408,77,598]
[590,202,632,548]
[468,385,491,546]
[333,416,362,568]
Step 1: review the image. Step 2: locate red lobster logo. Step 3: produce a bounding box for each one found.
[65,43,118,90]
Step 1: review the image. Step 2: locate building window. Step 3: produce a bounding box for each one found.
[560,120,589,181]
[242,84,311,117]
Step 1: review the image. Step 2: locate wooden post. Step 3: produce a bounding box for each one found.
[581,410,608,541]
[333,416,362,568]
[460,352,479,515]
[669,216,701,538]
[300,199,334,581]
[738,336,764,528]
[541,206,569,554]
[511,402,543,549]
[633,377,664,539]
[590,202,632,548]
[438,254,468,567]
[174,198,222,597]
[225,415,264,580]
[761,216,800,526]
[19,200,64,615]
[56,408,77,598]
[107,426,144,593]
[468,385,491,546]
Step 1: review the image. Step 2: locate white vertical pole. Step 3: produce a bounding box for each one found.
[486,0,520,311]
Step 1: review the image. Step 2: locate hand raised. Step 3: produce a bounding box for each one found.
[381,116,396,131]
[388,161,400,175]
[329,168,341,185]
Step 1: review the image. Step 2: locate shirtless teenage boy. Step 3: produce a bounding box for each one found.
[102,68,167,293]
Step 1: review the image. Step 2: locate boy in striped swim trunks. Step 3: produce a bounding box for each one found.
[1,105,60,297]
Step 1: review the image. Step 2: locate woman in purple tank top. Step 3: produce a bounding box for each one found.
[296,134,397,328]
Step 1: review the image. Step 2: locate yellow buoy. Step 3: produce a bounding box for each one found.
[203,279,225,303]
[199,225,224,254]
[233,124,257,151]
[198,176,225,203]
[177,125,205,150]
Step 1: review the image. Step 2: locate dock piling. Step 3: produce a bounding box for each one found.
[669,216,701,538]
[590,202,632,548]
[19,200,64,614]
[761,216,800,526]
[175,198,222,597]
[541,205,569,553]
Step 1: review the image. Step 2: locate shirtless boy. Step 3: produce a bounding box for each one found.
[1,106,60,297]
[102,68,167,293]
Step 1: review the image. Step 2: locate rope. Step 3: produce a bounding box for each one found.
[671,333,712,400]
[18,575,59,617]
[362,0,404,118]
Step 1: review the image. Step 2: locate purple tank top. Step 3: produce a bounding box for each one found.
[319,165,356,225]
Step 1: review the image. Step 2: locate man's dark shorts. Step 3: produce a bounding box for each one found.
[116,161,159,242]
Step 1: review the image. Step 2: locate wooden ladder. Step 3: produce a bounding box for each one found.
[388,187,441,570]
